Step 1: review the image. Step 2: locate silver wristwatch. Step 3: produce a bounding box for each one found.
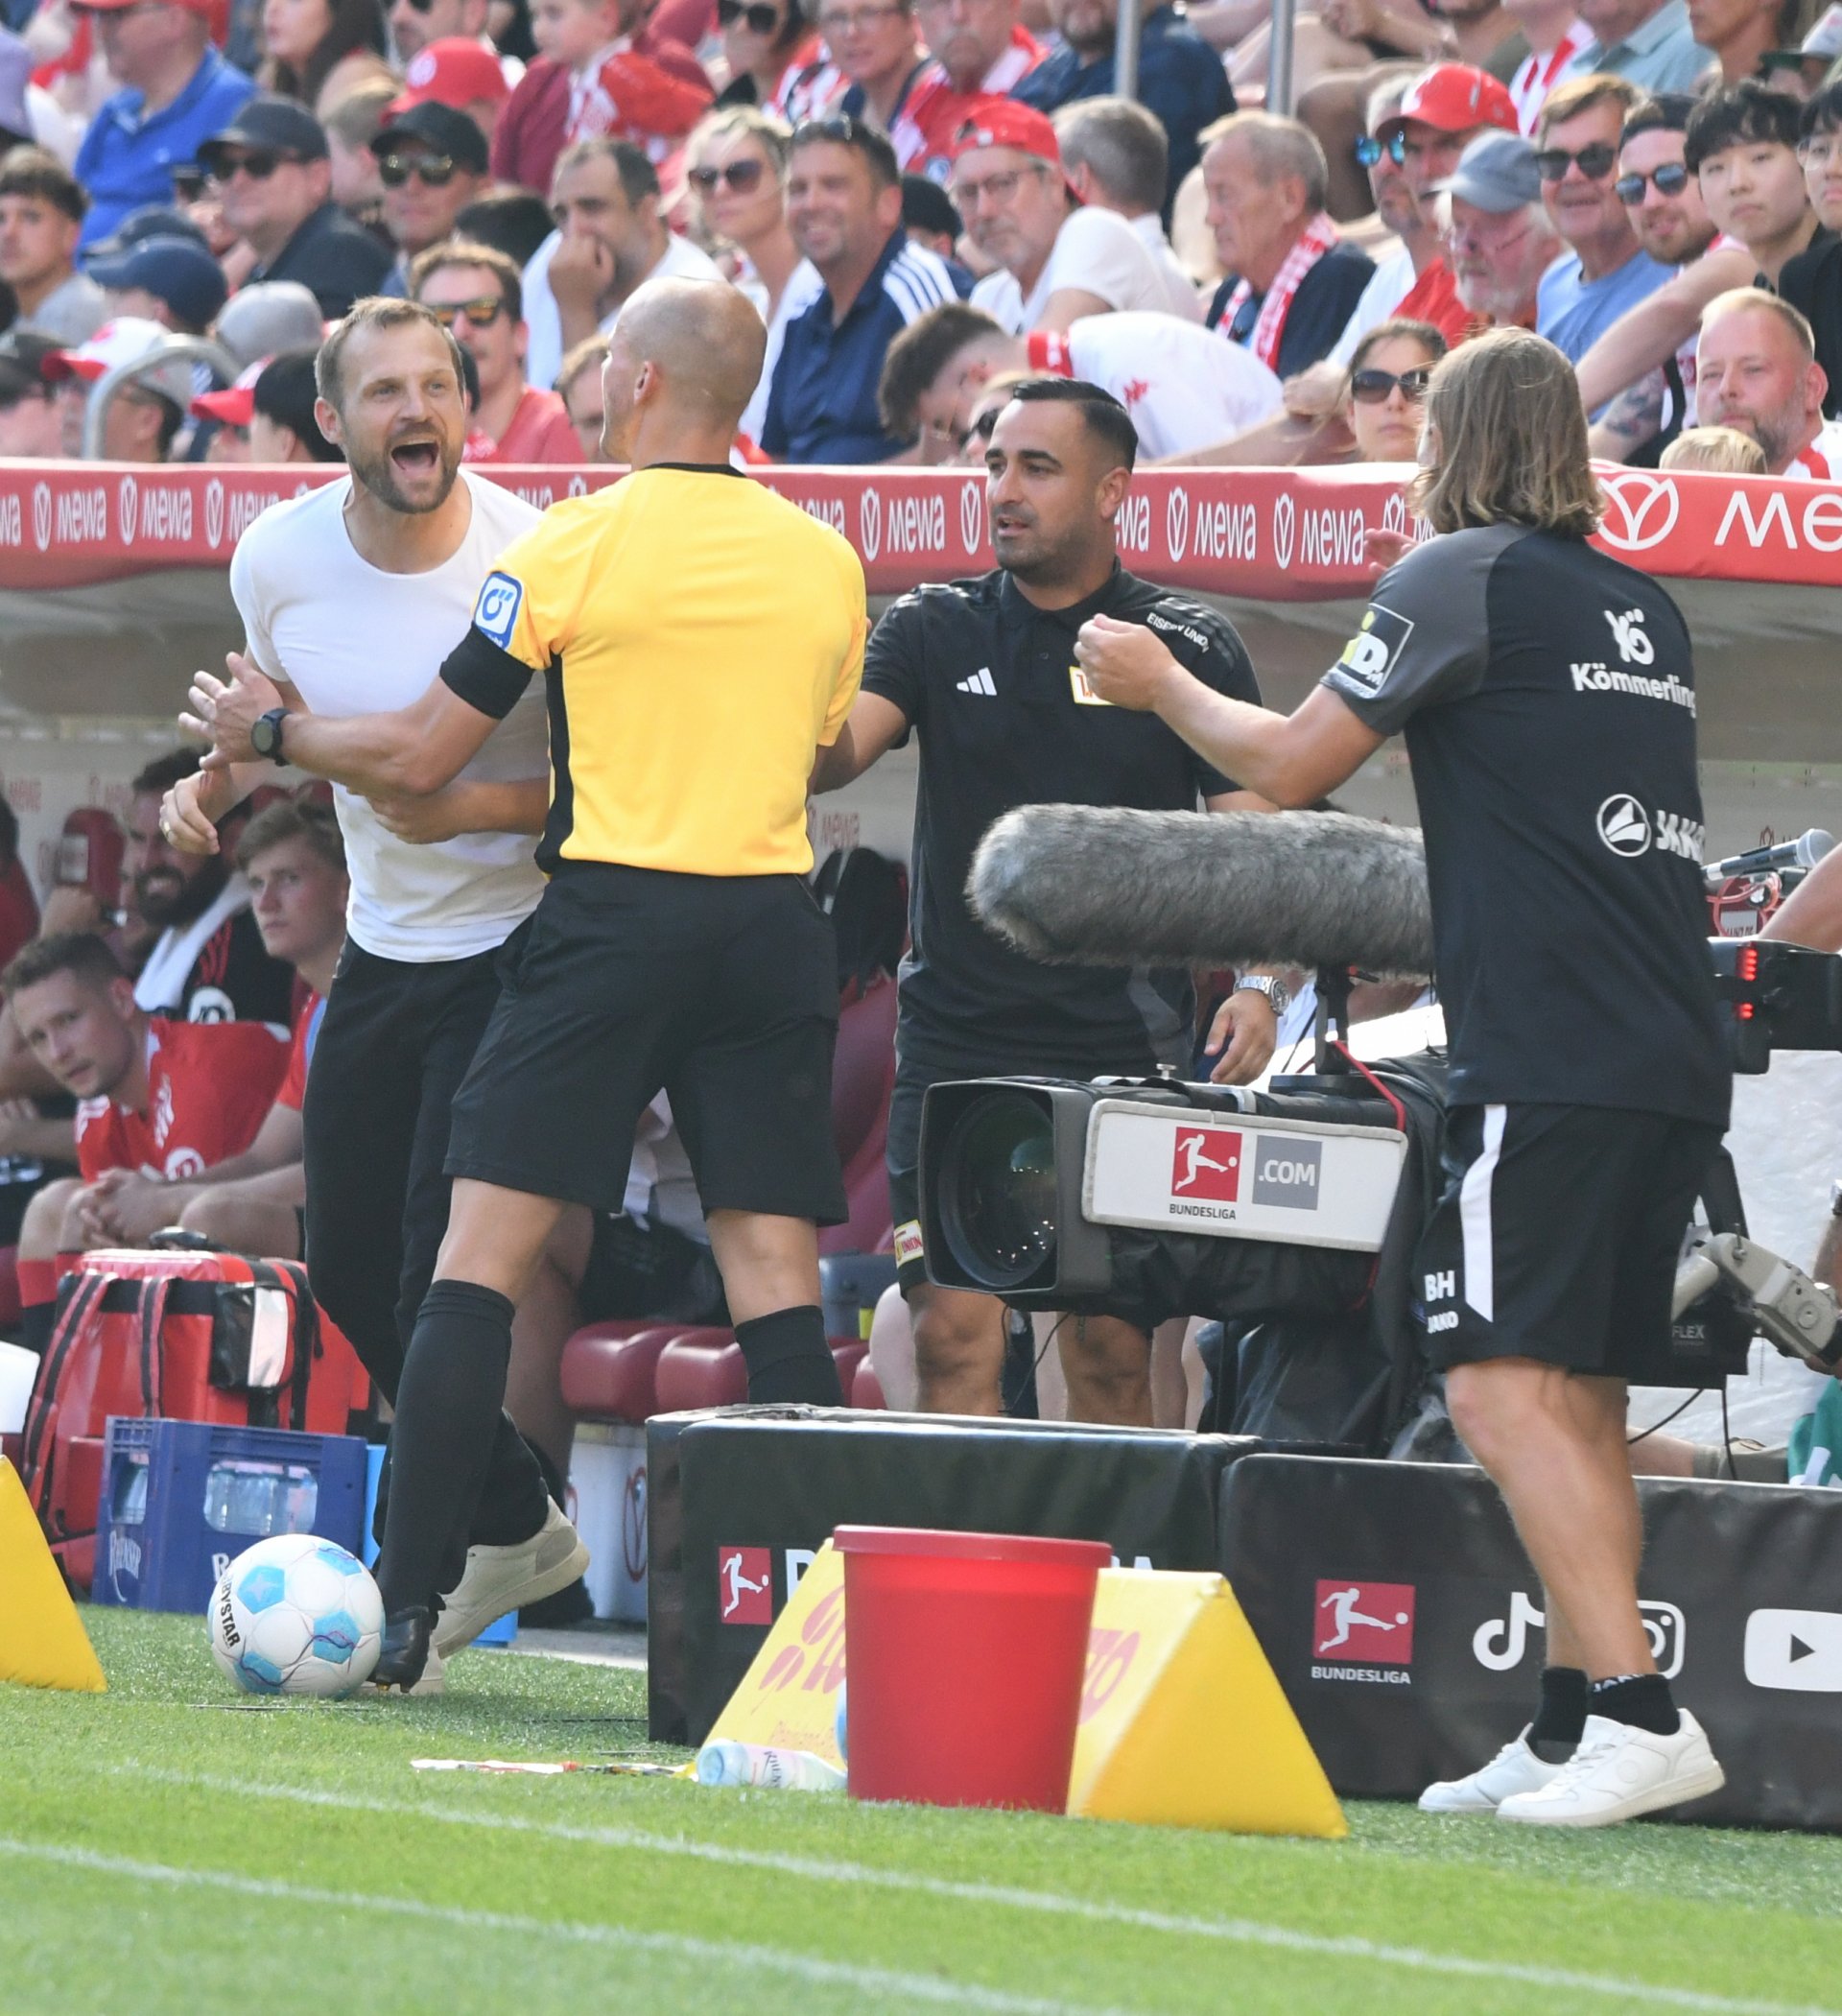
[1233,973,1292,1017]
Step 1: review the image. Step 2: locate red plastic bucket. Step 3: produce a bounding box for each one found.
[835,1525,1111,1812]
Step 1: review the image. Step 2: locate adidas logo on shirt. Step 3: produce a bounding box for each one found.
[956,668,997,696]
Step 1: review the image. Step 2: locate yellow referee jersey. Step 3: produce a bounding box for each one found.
[441,463,866,877]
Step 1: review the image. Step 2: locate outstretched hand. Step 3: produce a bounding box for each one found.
[180,651,285,767]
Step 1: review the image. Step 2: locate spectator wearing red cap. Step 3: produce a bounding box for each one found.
[490,0,711,200]
[1201,110,1375,378]
[413,238,582,458]
[392,36,515,144]
[45,316,197,459]
[954,101,1168,333]
[72,0,256,248]
[1382,63,1522,344]
[1504,0,1588,132]
[0,147,106,344]
[897,0,1044,181]
[389,0,520,93]
[370,99,493,291]
[193,347,343,457]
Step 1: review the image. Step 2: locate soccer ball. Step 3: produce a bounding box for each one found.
[208,1534,384,1696]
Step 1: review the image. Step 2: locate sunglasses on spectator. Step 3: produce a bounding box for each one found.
[1534,142,1618,182]
[1614,161,1688,203]
[817,2,904,28]
[689,158,768,193]
[1355,131,1407,167]
[425,295,508,328]
[396,0,437,12]
[719,0,783,29]
[378,153,460,187]
[1350,366,1433,404]
[200,147,304,182]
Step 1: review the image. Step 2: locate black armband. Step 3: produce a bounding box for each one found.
[440,627,535,722]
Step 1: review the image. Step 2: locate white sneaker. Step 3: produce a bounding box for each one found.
[1495,1710,1725,1828]
[1418,1727,1562,1814]
[359,1645,445,1698]
[433,1501,590,1658]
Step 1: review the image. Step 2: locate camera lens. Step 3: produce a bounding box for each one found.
[941,1091,1057,1289]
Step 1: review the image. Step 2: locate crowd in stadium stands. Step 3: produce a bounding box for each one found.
[0,0,1833,474]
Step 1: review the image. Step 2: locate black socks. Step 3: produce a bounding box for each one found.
[736,1304,842,1406]
[1589,1671,1681,1736]
[1529,1665,1588,1755]
[376,1279,515,1615]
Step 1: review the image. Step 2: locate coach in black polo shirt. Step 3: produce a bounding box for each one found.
[814,377,1276,1423]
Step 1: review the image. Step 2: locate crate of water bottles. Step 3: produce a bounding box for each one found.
[92,1416,369,1615]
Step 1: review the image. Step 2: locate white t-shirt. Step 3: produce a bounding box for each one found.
[971,206,1169,334]
[1037,313,1282,457]
[1128,212,1204,323]
[522,228,726,394]
[231,472,549,963]
[1328,242,1417,368]
[739,257,826,448]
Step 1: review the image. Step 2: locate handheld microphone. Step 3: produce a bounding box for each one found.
[969,806,1435,980]
[1703,829,1833,887]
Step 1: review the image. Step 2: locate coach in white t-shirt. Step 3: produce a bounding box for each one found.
[170,297,586,1681]
[952,101,1169,336]
[880,299,1282,460]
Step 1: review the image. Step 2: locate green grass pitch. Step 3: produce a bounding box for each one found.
[3,1608,1840,2016]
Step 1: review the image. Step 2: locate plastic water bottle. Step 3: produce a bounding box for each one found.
[695,1741,845,1791]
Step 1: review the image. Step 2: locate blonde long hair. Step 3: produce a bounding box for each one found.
[1409,328,1601,540]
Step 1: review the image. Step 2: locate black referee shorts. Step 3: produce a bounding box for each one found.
[446,863,847,1225]
[1417,1103,1722,1379]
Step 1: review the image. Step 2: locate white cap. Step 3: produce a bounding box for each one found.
[43,317,196,410]
[1801,3,1842,57]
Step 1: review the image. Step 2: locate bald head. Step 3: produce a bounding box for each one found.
[615,278,768,429]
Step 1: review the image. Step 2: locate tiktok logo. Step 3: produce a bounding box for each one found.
[1474,1590,1687,1677]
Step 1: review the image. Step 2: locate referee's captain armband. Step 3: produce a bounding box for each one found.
[440,566,548,721]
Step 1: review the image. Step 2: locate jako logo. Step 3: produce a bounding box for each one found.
[718,1545,772,1625]
[1475,1590,1686,1677]
[1597,793,1651,857]
[1312,1579,1415,1662]
[1596,471,1680,552]
[1170,1126,1240,1200]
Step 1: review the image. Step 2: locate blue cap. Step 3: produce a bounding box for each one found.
[88,236,229,330]
[85,203,211,263]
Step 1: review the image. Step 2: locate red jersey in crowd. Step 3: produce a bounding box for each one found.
[1392,260,1485,348]
[76,1016,289,1182]
[491,32,712,196]
[893,28,1044,179]
[463,385,582,462]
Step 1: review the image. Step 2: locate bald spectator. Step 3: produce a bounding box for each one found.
[1696,285,1842,473]
[370,100,493,292]
[955,101,1169,333]
[45,318,194,461]
[413,238,581,459]
[1504,0,1592,133]
[0,329,62,457]
[1052,98,1203,320]
[200,96,392,315]
[0,148,106,343]
[71,0,256,247]
[820,0,929,146]
[1534,73,1669,362]
[1012,0,1232,204]
[1201,110,1375,378]
[1565,0,1710,94]
[898,0,1045,181]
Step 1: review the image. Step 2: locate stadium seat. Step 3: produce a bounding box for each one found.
[821,972,897,1259]
[851,1357,886,1411]
[559,1322,677,1423]
[653,1327,746,1411]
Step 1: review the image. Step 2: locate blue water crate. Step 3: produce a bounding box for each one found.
[361,1443,516,1647]
[93,1417,368,1614]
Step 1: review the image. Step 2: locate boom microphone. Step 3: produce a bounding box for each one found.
[1703,829,1833,887]
[968,807,1435,980]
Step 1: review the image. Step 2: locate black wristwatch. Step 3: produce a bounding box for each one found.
[249,707,289,766]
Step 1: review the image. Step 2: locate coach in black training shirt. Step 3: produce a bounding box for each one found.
[1076,328,1731,1831]
[814,377,1276,1423]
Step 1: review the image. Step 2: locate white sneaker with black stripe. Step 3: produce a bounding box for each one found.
[1418,1727,1561,1814]
[433,1500,590,1657]
[1495,1711,1725,1827]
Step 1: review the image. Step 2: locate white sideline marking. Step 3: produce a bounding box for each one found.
[0,1838,1118,2016]
[106,1767,1838,2016]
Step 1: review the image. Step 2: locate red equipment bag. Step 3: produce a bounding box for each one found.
[18,1248,368,1591]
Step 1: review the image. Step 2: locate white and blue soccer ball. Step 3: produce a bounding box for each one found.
[208,1534,385,1696]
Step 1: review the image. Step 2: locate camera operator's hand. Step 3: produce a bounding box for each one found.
[1073,616,1184,711]
[1206,988,1278,1084]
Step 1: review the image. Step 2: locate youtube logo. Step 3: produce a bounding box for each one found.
[1743,1607,1842,1692]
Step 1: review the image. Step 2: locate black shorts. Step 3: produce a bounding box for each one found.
[446,864,846,1224]
[1417,1103,1723,1378]
[887,1032,1155,1293]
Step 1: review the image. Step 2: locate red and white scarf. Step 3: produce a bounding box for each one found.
[1026,331,1073,375]
[1510,26,1583,136]
[1218,211,1339,373]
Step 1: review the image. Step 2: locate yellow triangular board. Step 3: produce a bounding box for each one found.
[0,1457,106,1692]
[708,1544,1342,1837]
[1069,1569,1345,1838]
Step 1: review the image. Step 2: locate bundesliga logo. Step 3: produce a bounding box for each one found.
[1170,1127,1240,1201]
[1311,1578,1416,1684]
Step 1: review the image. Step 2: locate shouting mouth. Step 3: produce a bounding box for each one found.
[390,438,441,477]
